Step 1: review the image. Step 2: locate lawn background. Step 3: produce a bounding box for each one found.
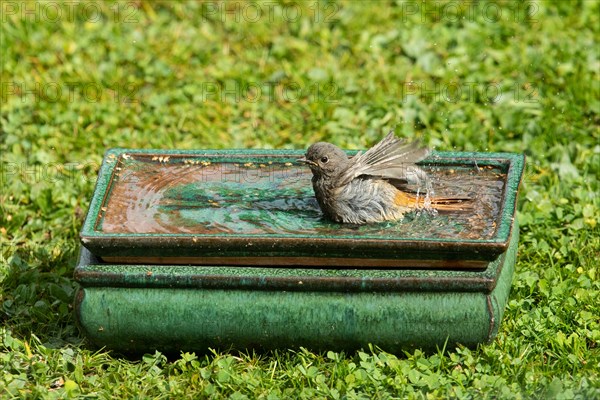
[1,0,599,398]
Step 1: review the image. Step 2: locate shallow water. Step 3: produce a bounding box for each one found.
[99,156,505,240]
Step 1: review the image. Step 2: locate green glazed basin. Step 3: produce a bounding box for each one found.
[80,149,525,268]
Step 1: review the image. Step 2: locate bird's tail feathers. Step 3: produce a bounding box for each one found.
[394,190,473,212]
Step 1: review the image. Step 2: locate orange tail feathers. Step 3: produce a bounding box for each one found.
[394,190,472,212]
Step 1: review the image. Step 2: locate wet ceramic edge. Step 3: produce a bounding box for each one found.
[74,219,519,293]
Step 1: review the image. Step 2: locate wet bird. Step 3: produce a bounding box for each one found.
[298,131,471,224]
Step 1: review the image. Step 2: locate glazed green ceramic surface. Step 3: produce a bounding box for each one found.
[80,149,525,264]
[74,221,518,352]
[75,234,512,293]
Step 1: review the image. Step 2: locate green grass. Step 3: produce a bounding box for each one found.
[1,0,599,398]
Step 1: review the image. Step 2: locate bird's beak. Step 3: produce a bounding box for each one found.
[297,157,316,166]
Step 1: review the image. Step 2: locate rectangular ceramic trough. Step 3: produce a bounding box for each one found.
[75,148,524,352]
[80,149,524,268]
[75,220,518,352]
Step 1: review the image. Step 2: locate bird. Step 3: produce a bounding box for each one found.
[297,131,471,224]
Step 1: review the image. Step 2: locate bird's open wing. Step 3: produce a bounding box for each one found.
[337,131,430,187]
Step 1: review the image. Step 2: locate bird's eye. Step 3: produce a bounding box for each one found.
[320,156,329,163]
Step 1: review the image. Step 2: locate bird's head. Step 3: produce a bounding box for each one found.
[297,142,349,179]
